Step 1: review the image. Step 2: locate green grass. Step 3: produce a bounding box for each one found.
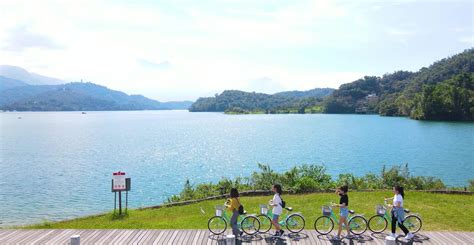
[25,191,473,231]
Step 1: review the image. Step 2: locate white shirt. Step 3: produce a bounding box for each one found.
[272,194,283,215]
[393,194,404,207]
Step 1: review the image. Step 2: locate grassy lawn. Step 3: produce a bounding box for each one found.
[25,191,473,231]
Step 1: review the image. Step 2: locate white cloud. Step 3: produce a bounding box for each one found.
[0,0,471,101]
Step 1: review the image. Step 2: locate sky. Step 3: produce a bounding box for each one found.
[0,0,472,101]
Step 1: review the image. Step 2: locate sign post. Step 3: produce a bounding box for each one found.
[112,171,131,216]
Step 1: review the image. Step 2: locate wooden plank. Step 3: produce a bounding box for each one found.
[0,230,27,243]
[34,229,65,244]
[184,230,197,245]
[151,230,168,245]
[28,229,57,244]
[134,230,153,245]
[79,229,101,244]
[11,230,44,244]
[45,229,75,245]
[110,229,133,244]
[4,230,37,244]
[166,230,178,244]
[93,229,119,244]
[87,229,109,244]
[160,230,173,244]
[18,229,52,244]
[120,229,142,244]
[142,230,161,244]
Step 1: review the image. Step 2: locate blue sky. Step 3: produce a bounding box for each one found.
[0,0,472,101]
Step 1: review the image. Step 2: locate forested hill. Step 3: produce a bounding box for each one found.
[0,82,193,111]
[189,88,335,113]
[325,48,473,121]
[189,49,473,121]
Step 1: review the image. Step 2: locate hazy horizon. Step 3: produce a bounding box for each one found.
[0,0,472,101]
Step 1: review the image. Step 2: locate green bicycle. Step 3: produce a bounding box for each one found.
[314,203,368,235]
[255,204,306,234]
[207,204,261,236]
[367,200,422,233]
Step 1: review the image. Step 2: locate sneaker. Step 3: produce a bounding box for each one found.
[278,230,284,237]
[385,233,396,240]
[333,236,341,240]
[345,234,353,239]
[273,231,280,237]
[405,233,414,240]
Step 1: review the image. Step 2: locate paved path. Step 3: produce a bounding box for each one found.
[0,229,473,244]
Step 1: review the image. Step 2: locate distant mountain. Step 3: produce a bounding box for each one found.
[0,65,64,85]
[324,48,473,121]
[0,66,193,111]
[0,82,193,111]
[274,88,335,98]
[0,76,29,91]
[189,88,333,113]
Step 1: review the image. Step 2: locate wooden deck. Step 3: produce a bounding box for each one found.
[0,229,473,244]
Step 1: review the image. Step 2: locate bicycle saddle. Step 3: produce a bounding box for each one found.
[285,207,293,211]
[349,210,355,214]
[404,209,410,213]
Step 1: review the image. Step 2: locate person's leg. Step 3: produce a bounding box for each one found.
[398,221,409,235]
[337,216,346,238]
[391,211,397,235]
[230,211,240,236]
[272,214,281,234]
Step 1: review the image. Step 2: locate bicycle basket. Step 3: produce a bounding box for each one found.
[322,206,332,216]
[215,205,224,217]
[260,204,268,215]
[376,205,386,215]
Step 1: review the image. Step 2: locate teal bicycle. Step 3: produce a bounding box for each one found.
[255,204,306,233]
[207,204,261,236]
[314,203,368,235]
[368,200,422,233]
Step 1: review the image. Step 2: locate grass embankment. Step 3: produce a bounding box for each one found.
[26,191,473,231]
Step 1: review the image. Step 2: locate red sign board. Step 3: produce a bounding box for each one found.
[112,171,126,191]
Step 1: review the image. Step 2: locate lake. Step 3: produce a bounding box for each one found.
[0,111,473,226]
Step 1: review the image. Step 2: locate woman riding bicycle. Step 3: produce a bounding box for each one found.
[385,185,414,240]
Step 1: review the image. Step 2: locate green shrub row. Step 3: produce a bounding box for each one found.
[167,163,472,203]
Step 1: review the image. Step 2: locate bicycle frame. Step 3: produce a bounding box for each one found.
[262,208,291,226]
[220,209,252,229]
[326,208,355,228]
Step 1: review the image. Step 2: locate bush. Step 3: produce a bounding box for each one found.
[166,163,452,203]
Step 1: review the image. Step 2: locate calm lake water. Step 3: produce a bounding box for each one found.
[0,111,473,226]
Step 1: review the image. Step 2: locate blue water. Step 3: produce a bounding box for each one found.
[0,111,473,226]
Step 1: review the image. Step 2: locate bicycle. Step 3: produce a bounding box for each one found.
[367,200,422,233]
[255,203,306,234]
[207,204,261,236]
[314,203,368,235]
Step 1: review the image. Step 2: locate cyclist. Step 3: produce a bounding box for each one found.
[269,184,284,237]
[333,185,350,240]
[385,185,414,240]
[225,188,243,237]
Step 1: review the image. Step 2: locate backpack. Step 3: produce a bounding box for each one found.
[238,204,244,215]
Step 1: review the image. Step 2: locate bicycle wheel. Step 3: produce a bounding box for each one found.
[241,216,260,235]
[286,213,305,233]
[348,215,368,235]
[314,216,334,235]
[256,214,272,233]
[208,216,227,235]
[368,215,387,233]
[404,215,422,233]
